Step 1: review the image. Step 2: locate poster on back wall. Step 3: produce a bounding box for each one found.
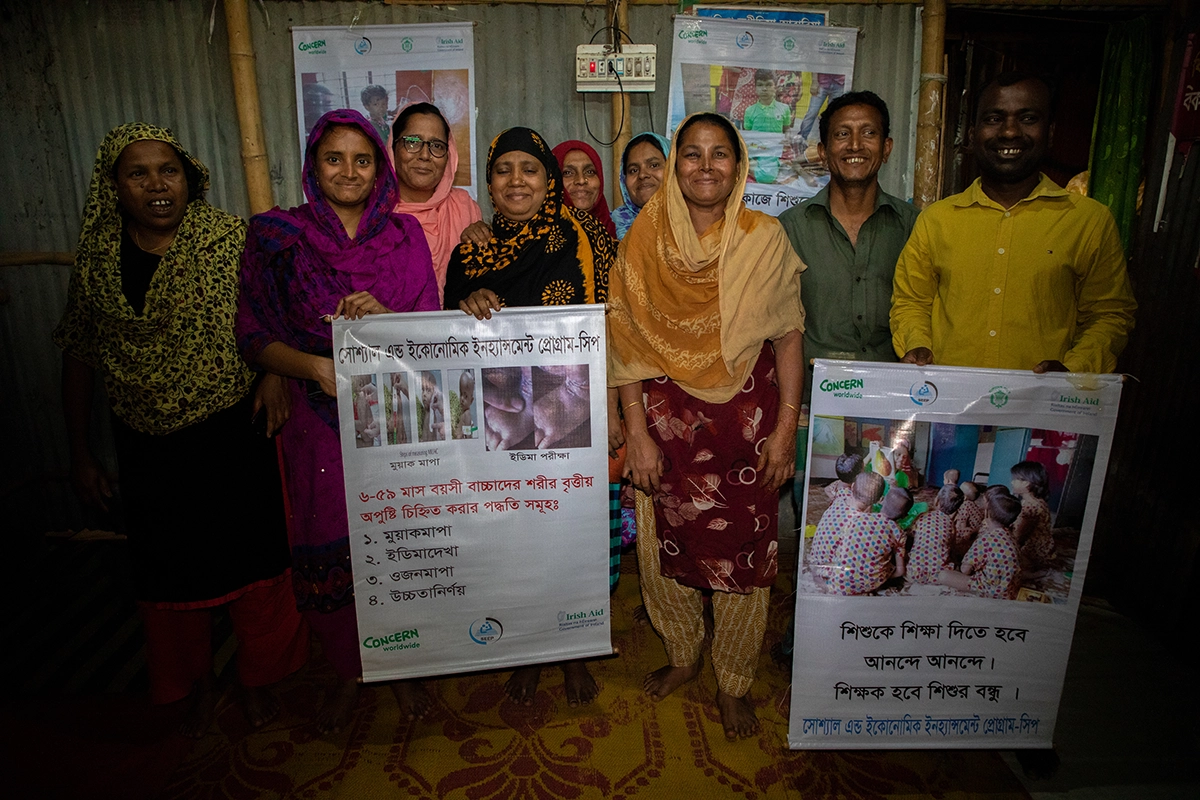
[292,23,478,199]
[333,307,611,681]
[667,17,857,216]
[789,360,1123,748]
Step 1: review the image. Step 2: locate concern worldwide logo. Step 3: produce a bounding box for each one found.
[362,629,419,652]
[819,377,864,399]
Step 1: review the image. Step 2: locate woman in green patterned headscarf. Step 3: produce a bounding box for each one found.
[53,123,306,737]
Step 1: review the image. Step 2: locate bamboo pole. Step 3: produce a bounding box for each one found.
[913,0,947,208]
[609,0,632,210]
[224,0,274,215]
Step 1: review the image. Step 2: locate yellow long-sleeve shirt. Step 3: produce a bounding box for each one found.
[890,175,1136,373]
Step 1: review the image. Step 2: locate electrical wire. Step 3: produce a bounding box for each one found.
[582,65,626,148]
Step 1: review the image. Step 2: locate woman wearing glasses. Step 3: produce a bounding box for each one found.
[391,103,482,305]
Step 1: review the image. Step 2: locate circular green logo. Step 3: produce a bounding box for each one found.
[401,37,413,52]
[784,37,795,51]
[989,386,1010,409]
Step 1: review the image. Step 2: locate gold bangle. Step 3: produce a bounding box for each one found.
[781,401,800,414]
[623,400,644,411]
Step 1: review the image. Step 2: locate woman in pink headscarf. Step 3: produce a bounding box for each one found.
[390,102,482,304]
[551,140,617,239]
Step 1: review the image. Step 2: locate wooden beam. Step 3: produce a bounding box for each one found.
[913,0,948,208]
[610,0,632,210]
[225,0,274,215]
[383,0,1169,6]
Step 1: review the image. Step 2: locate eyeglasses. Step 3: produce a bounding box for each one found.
[398,135,448,158]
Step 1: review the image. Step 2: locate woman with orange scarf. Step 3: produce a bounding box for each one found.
[607,113,805,741]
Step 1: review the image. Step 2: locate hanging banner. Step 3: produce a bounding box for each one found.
[333,307,612,682]
[692,6,828,27]
[667,17,857,216]
[292,23,478,199]
[788,361,1123,748]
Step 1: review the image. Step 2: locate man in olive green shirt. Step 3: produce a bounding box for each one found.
[778,90,918,403]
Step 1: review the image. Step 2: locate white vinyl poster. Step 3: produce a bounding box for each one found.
[667,17,857,215]
[292,23,478,198]
[788,361,1123,748]
[332,307,612,682]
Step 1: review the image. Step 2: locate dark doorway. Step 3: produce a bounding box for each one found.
[940,8,1151,196]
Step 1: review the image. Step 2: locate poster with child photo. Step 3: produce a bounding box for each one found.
[788,361,1122,750]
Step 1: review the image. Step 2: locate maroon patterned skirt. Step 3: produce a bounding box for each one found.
[643,343,779,593]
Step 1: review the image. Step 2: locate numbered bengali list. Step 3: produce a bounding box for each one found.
[353,458,596,609]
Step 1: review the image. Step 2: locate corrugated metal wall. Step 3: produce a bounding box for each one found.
[0,1,919,533]
[247,2,919,214]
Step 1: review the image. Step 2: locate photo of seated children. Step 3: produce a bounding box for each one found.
[449,369,478,441]
[417,370,445,443]
[906,485,964,585]
[351,374,381,449]
[799,417,1098,603]
[822,474,908,595]
[808,453,862,572]
[939,487,1023,600]
[383,371,412,446]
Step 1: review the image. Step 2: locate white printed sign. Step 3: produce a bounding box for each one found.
[667,18,857,215]
[292,23,478,199]
[789,360,1122,748]
[333,307,612,681]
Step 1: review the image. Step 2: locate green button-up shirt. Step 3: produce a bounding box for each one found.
[779,185,918,400]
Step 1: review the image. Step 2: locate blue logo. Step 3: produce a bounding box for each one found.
[354,37,372,55]
[736,31,754,49]
[909,381,938,406]
[469,617,503,645]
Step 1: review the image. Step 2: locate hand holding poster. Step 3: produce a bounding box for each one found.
[333,307,611,682]
[789,360,1122,748]
[667,17,857,215]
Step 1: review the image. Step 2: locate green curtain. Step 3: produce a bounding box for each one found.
[1088,16,1153,253]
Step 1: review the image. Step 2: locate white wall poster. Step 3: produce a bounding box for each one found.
[667,17,857,215]
[789,361,1123,748]
[292,23,478,199]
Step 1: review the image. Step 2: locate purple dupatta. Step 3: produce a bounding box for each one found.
[237,109,438,429]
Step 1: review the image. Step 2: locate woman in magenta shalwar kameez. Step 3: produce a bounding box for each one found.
[237,109,439,732]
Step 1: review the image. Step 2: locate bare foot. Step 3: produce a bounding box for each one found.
[716,689,759,740]
[643,660,701,699]
[391,679,433,721]
[179,674,221,739]
[505,666,542,706]
[316,678,359,734]
[561,660,599,707]
[633,604,650,625]
[241,685,280,729]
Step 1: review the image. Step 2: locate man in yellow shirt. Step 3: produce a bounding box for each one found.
[890,73,1136,373]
